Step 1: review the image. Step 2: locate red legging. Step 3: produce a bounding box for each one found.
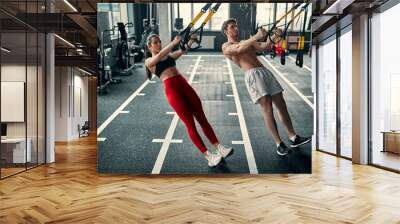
[164,75,219,153]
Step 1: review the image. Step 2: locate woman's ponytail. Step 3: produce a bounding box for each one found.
[144,46,152,80]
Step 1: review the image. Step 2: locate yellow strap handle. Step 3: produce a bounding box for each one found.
[201,10,215,26]
[298,36,304,50]
[276,3,303,25]
[190,12,205,26]
[281,37,286,49]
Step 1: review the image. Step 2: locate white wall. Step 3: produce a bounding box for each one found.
[1,64,28,138]
[54,67,89,141]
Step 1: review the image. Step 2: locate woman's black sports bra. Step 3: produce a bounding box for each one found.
[155,55,176,77]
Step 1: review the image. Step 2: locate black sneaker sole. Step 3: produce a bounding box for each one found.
[223,148,234,159]
[208,160,222,168]
[276,150,289,156]
[290,138,311,148]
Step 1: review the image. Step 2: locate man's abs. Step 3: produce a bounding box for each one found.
[230,52,264,71]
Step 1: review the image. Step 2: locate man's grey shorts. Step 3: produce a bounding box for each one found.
[244,67,284,104]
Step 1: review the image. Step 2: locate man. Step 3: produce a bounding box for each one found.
[221,18,311,156]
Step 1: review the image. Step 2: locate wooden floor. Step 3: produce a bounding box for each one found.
[0,136,400,223]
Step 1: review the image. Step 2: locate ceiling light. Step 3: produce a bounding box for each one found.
[63,0,78,12]
[54,34,75,48]
[1,47,11,53]
[322,0,354,15]
[78,67,92,76]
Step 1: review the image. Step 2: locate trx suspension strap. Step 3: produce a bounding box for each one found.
[256,2,303,44]
[178,3,212,50]
[280,3,289,65]
[179,3,221,51]
[279,2,310,65]
[296,4,309,68]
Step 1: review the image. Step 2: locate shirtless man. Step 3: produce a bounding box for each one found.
[221,18,311,156]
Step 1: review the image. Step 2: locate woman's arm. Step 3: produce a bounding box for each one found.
[169,49,186,60]
[170,35,197,60]
[145,36,181,68]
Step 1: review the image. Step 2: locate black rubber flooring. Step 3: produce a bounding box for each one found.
[97,53,313,174]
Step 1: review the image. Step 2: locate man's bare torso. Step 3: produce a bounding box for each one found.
[223,42,264,72]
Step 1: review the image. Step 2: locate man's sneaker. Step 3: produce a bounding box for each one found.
[205,151,222,167]
[277,142,290,156]
[215,144,234,158]
[289,135,311,148]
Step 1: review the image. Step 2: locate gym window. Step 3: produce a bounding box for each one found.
[172,3,230,31]
[256,3,312,32]
[98,3,130,40]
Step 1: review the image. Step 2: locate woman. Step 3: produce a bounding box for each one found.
[144,34,233,167]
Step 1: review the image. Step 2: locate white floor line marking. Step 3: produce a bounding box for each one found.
[305,96,313,98]
[97,137,107,142]
[152,139,164,143]
[260,56,314,109]
[288,56,312,73]
[152,139,183,143]
[119,111,130,114]
[183,54,224,57]
[225,81,231,85]
[226,59,258,174]
[151,56,202,174]
[232,140,244,145]
[137,93,146,96]
[191,81,200,84]
[226,94,234,97]
[166,111,176,115]
[228,112,238,116]
[148,81,156,84]
[171,139,183,143]
[97,79,151,135]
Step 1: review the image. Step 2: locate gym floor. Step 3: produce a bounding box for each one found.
[97,52,313,174]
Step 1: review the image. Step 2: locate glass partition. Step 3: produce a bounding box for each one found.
[370,3,400,171]
[317,35,337,154]
[339,28,352,158]
[0,0,46,179]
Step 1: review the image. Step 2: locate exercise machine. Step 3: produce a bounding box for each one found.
[97,28,121,95]
[114,22,137,75]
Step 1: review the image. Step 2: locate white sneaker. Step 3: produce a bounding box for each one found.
[205,151,222,167]
[215,144,234,158]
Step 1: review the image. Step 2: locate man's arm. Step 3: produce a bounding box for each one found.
[222,28,266,56]
[252,41,274,52]
[252,30,282,52]
[222,37,257,56]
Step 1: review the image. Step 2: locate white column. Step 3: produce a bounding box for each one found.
[352,14,369,164]
[157,3,172,45]
[46,33,55,163]
[312,45,317,150]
